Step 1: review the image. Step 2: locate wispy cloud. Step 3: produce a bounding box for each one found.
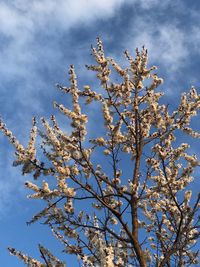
[0,0,132,113]
[0,0,128,41]
[130,22,188,71]
[137,0,174,9]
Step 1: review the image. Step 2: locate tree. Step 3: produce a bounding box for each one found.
[0,38,200,267]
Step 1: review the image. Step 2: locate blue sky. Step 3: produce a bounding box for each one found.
[0,0,200,266]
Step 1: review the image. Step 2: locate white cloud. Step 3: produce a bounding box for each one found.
[1,0,127,35]
[121,1,200,76]
[0,0,131,112]
[133,24,188,70]
[138,0,171,9]
[122,13,192,76]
